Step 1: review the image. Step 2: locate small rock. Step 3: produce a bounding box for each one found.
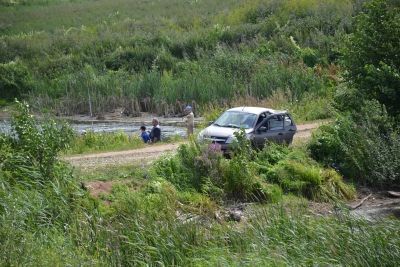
[214,211,223,223]
[228,210,242,222]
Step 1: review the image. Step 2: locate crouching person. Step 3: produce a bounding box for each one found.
[150,118,161,143]
[140,126,150,143]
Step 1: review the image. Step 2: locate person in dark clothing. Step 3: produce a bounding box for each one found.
[149,118,161,143]
[140,126,150,143]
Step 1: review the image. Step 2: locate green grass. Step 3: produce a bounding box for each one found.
[3,2,400,265]
[76,163,147,181]
[65,131,145,155]
[64,130,184,155]
[2,104,399,266]
[0,0,360,119]
[0,0,238,35]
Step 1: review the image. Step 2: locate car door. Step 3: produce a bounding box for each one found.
[282,113,297,144]
[253,115,284,148]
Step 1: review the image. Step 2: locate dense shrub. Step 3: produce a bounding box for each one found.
[105,46,164,73]
[0,101,98,264]
[152,131,353,202]
[94,184,400,266]
[0,0,361,117]
[309,101,400,187]
[308,0,400,188]
[249,58,325,99]
[151,136,279,202]
[0,60,33,100]
[256,143,355,201]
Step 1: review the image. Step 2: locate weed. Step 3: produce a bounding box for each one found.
[66,130,144,155]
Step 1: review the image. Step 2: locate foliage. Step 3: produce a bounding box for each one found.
[3,1,400,264]
[0,101,98,265]
[0,0,363,118]
[152,131,354,202]
[67,130,144,155]
[0,60,33,100]
[9,101,73,176]
[91,192,400,266]
[256,144,355,201]
[341,0,400,117]
[307,0,400,188]
[1,100,399,266]
[152,136,277,202]
[309,101,400,187]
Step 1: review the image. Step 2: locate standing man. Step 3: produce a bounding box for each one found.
[183,105,194,137]
[150,118,161,143]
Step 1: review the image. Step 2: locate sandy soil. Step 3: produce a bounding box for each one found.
[65,142,182,170]
[64,121,326,169]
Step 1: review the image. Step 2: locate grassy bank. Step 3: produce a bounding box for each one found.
[1,98,399,266]
[0,0,362,119]
[2,1,400,265]
[64,130,183,155]
[65,131,145,155]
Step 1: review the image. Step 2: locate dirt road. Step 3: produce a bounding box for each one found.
[65,121,324,169]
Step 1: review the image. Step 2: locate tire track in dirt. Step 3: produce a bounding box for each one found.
[65,143,182,170]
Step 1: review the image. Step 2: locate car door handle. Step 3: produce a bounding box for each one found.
[288,129,295,132]
[278,133,283,135]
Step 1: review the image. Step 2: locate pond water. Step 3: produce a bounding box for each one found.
[0,120,187,138]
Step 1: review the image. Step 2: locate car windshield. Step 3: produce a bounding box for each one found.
[213,111,257,129]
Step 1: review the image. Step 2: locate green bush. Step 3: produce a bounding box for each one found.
[249,58,325,100]
[255,142,355,201]
[341,0,400,117]
[0,60,33,100]
[309,101,400,187]
[151,136,279,202]
[152,130,353,202]
[0,101,99,265]
[266,159,355,201]
[10,101,73,176]
[67,130,144,155]
[105,46,169,73]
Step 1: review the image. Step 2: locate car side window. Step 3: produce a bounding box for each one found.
[268,115,284,130]
[256,113,267,126]
[284,115,293,128]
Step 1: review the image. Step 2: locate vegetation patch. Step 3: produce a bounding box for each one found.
[0,95,399,266]
[66,130,145,155]
[0,0,359,120]
[1,0,400,265]
[309,0,400,188]
[151,132,354,203]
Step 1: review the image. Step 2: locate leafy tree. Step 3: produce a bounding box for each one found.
[341,0,400,117]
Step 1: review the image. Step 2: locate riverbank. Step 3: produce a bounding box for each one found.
[0,106,204,126]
